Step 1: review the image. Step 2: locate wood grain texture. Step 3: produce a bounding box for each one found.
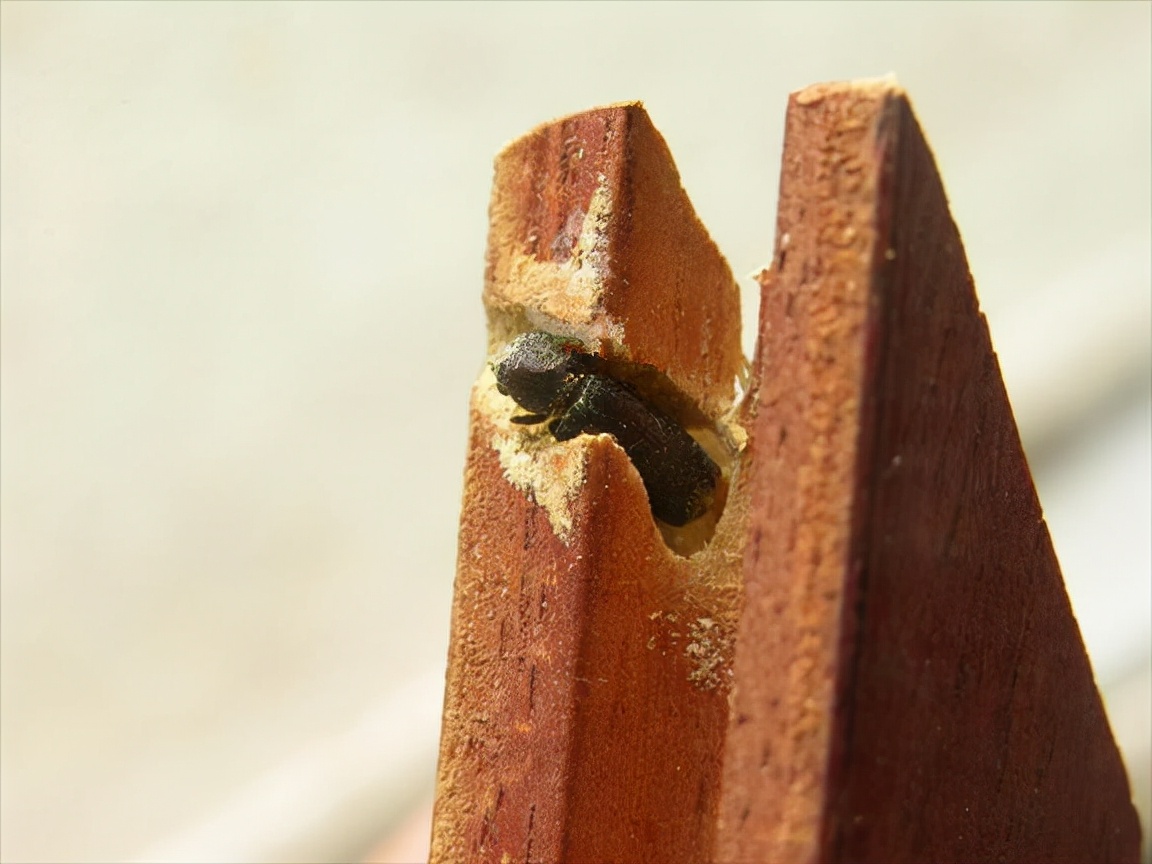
[482,102,742,418]
[435,87,1139,864]
[715,80,1141,863]
[431,103,747,864]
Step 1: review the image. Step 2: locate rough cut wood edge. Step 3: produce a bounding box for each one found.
[482,101,743,420]
[715,79,1141,863]
[430,103,748,864]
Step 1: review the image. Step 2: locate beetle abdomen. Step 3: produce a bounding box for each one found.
[549,375,719,526]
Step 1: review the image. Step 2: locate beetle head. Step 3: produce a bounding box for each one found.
[494,331,590,415]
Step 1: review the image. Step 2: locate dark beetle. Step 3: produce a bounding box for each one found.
[493,331,720,526]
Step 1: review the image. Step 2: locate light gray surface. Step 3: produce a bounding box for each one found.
[2,3,1149,862]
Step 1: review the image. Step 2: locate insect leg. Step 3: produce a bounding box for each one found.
[510,413,549,425]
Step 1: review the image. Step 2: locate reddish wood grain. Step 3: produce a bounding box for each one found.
[715,80,1141,863]
[482,103,742,418]
[431,104,746,864]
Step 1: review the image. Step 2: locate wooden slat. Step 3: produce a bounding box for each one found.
[430,103,747,864]
[715,79,1141,863]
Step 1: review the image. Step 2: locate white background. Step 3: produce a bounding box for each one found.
[2,3,1149,862]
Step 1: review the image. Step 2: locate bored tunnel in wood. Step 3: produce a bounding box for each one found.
[430,84,1141,864]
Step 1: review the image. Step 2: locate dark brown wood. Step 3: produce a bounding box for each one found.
[431,103,748,864]
[715,80,1141,863]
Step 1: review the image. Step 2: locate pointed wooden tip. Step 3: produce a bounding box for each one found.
[717,81,1140,863]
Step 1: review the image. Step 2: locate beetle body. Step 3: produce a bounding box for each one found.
[494,331,720,526]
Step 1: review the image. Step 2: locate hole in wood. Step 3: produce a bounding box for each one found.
[489,330,740,556]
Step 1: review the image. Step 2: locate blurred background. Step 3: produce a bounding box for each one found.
[1,3,1148,862]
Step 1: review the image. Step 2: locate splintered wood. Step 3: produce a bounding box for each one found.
[430,87,1141,863]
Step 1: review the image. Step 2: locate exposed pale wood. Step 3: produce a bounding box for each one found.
[715,79,1141,863]
[430,103,747,864]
